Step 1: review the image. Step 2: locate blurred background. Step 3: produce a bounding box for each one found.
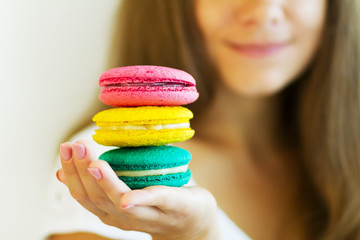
[0,0,121,239]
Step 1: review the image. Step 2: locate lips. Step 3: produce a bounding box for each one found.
[225,40,290,57]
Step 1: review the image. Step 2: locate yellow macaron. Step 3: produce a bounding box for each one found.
[92,106,195,147]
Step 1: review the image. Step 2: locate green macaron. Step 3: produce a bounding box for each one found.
[99,146,192,189]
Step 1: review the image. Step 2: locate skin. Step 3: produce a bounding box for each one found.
[54,0,326,239]
[196,0,325,97]
[55,141,220,240]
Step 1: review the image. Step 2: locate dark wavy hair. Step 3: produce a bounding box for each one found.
[108,0,360,239]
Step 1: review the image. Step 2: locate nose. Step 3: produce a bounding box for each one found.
[235,1,285,28]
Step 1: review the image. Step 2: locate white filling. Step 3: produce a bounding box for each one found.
[115,165,188,177]
[99,122,190,131]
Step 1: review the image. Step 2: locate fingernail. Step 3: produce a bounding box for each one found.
[73,143,85,159]
[56,170,65,182]
[60,144,72,161]
[121,204,135,209]
[88,167,103,180]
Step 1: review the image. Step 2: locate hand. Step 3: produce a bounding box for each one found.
[56,140,221,240]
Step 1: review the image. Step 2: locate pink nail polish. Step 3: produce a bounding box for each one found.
[56,170,65,182]
[121,204,135,209]
[56,170,62,181]
[60,144,72,161]
[88,168,103,180]
[73,143,86,159]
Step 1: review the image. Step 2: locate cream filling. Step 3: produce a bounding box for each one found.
[115,165,188,177]
[99,122,190,131]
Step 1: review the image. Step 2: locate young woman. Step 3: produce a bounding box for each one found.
[46,0,360,239]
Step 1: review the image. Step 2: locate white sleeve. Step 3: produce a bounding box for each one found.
[218,209,252,240]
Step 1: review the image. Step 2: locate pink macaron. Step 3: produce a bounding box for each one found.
[99,65,199,106]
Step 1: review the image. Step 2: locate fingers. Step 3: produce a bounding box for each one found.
[121,186,217,214]
[72,141,114,212]
[58,141,134,219]
[121,186,192,212]
[57,143,218,237]
[87,160,131,206]
[58,141,214,233]
[87,161,163,221]
[118,186,218,236]
[56,168,65,183]
[60,143,87,198]
[59,141,107,218]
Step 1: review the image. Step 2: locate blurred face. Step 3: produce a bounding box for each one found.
[195,0,326,96]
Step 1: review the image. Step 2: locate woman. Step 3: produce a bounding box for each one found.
[47,0,360,239]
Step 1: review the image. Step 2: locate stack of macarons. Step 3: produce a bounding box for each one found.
[92,65,199,189]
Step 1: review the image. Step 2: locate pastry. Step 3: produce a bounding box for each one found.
[99,146,192,189]
[99,65,199,106]
[92,106,195,147]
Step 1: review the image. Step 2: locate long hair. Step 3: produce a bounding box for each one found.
[109,0,217,113]
[110,0,360,239]
[298,0,360,239]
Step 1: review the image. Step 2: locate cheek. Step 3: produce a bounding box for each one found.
[290,0,326,30]
[195,0,327,97]
[290,1,326,57]
[195,0,233,49]
[285,0,326,77]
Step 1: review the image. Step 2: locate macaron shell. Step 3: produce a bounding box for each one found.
[119,169,192,189]
[99,146,192,170]
[99,65,199,106]
[93,106,193,123]
[93,128,195,147]
[99,65,196,86]
[100,87,199,106]
[99,146,192,189]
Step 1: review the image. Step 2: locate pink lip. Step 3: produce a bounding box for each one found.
[225,41,289,57]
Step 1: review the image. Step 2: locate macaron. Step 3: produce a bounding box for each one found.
[99,65,199,106]
[92,106,195,147]
[99,146,192,189]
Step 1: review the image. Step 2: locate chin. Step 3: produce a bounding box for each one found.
[226,78,290,98]
[237,88,282,98]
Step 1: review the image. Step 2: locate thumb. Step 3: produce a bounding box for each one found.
[121,186,215,213]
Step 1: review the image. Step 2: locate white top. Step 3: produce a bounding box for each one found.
[40,125,251,240]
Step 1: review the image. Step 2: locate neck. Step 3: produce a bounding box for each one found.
[194,83,284,154]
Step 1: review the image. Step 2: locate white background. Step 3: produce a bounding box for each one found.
[0,0,121,239]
